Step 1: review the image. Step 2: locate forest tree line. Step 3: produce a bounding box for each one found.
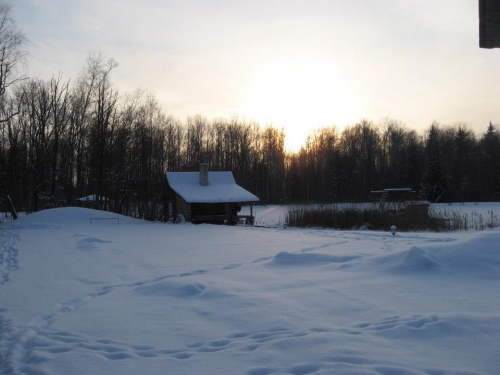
[1,56,499,220]
[1,5,499,220]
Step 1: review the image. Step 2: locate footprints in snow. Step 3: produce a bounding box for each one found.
[180,269,208,277]
[4,229,447,375]
[348,314,440,334]
[247,364,320,375]
[18,314,443,372]
[0,228,20,285]
[18,326,304,367]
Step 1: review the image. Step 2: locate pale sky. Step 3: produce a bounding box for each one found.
[12,0,500,151]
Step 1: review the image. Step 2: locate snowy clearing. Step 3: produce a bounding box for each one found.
[1,206,499,374]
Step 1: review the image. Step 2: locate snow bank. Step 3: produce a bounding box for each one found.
[385,232,500,278]
[1,207,499,375]
[396,247,441,272]
[8,207,146,227]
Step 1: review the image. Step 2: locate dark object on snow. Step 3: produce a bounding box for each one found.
[0,194,17,220]
[479,0,500,48]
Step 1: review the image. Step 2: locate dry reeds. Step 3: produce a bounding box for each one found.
[285,204,500,232]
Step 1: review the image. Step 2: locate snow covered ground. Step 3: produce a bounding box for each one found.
[1,206,500,374]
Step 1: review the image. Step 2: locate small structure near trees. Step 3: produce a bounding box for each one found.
[165,163,259,225]
[371,188,430,218]
[75,194,111,211]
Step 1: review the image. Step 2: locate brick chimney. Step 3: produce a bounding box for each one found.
[199,163,209,186]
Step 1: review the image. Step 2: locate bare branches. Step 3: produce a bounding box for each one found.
[0,3,27,125]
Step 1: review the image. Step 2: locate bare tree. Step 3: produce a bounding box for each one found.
[85,51,119,208]
[0,3,27,125]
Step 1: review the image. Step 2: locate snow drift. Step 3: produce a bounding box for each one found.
[1,207,499,375]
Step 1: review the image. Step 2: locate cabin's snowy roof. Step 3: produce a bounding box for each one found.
[166,171,259,203]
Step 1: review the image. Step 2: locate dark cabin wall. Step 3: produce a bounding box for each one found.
[191,203,239,217]
[176,195,191,221]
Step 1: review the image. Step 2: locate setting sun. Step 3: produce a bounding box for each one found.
[240,65,359,152]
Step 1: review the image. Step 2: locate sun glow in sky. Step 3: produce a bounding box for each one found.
[12,0,500,152]
[240,64,359,151]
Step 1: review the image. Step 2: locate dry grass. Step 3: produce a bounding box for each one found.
[285,204,500,232]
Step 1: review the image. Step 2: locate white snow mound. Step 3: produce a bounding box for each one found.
[389,231,500,278]
[8,207,146,227]
[399,247,441,271]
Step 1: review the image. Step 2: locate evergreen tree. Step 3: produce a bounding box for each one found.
[421,123,447,202]
[479,122,500,200]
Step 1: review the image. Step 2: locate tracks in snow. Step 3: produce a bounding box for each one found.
[0,227,469,375]
[0,227,20,374]
[0,228,20,286]
[13,311,464,375]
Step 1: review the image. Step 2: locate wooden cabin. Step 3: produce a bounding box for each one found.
[165,164,259,225]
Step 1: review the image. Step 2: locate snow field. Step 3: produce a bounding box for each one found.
[1,207,499,374]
